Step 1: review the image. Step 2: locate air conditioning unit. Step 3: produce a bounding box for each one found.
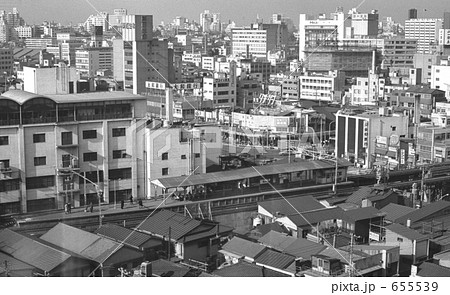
[140,261,152,277]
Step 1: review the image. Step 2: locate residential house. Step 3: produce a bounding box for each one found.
[433,249,450,268]
[39,223,143,277]
[382,223,429,275]
[341,206,385,243]
[0,250,37,277]
[276,206,344,239]
[219,236,266,264]
[0,228,91,276]
[95,223,163,261]
[395,200,450,230]
[345,186,404,209]
[137,210,233,270]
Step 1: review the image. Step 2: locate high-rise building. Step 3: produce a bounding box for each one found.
[200,10,221,33]
[108,8,127,30]
[0,8,25,42]
[405,18,443,54]
[113,15,180,95]
[348,8,379,38]
[84,11,109,33]
[443,12,450,29]
[298,10,347,61]
[408,8,418,20]
[75,47,113,78]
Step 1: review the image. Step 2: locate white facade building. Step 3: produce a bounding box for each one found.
[405,18,443,54]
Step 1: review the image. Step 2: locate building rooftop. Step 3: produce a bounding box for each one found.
[220,236,266,259]
[395,200,450,225]
[258,195,325,217]
[254,248,296,271]
[286,206,345,227]
[0,89,146,105]
[257,231,297,252]
[213,261,290,277]
[0,228,72,272]
[380,203,416,222]
[385,223,427,241]
[415,262,450,277]
[95,223,161,249]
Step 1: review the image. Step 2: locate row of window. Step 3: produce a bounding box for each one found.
[0,128,126,147]
[160,152,199,161]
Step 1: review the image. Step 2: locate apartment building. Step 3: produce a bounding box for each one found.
[203,72,236,108]
[405,18,443,54]
[431,59,450,99]
[299,71,345,102]
[0,90,147,214]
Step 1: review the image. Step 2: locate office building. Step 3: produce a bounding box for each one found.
[349,8,379,39]
[405,18,443,54]
[75,47,113,78]
[409,9,418,20]
[203,71,237,108]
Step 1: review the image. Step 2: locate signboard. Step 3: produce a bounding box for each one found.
[369,231,380,241]
[145,81,166,90]
[400,149,405,165]
[376,136,388,146]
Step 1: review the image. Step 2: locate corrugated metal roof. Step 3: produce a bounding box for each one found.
[151,159,352,189]
[138,210,202,241]
[0,229,71,272]
[95,223,160,249]
[255,248,295,270]
[381,203,416,222]
[221,236,266,259]
[258,231,297,251]
[318,247,366,264]
[259,195,325,216]
[416,262,450,277]
[40,223,124,263]
[213,261,290,277]
[0,251,35,275]
[395,200,450,225]
[386,223,427,241]
[342,206,383,222]
[286,207,345,227]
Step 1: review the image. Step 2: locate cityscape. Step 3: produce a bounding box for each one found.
[2,1,450,280]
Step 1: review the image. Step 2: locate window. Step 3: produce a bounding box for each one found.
[26,175,55,189]
[112,150,129,159]
[34,156,46,166]
[391,126,396,131]
[181,155,186,159]
[195,153,200,158]
[109,168,131,180]
[83,130,97,139]
[61,132,73,145]
[0,159,10,169]
[162,168,169,175]
[33,133,45,143]
[397,237,403,242]
[83,152,97,162]
[0,136,8,145]
[162,152,168,160]
[112,128,126,137]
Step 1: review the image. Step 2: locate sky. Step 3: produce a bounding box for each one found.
[2,0,450,27]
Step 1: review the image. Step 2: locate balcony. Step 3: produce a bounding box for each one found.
[0,167,21,180]
[57,159,80,176]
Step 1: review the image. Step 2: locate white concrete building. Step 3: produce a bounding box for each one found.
[350,71,386,106]
[231,26,268,58]
[0,90,147,214]
[405,18,443,54]
[203,72,236,108]
[75,47,113,78]
[22,64,79,95]
[431,59,450,100]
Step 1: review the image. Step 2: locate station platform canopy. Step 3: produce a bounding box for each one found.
[151,159,352,190]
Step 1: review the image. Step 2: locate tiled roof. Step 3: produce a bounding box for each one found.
[221,237,266,259]
[433,249,450,261]
[258,231,297,251]
[95,223,160,249]
[0,251,34,276]
[283,238,327,260]
[248,222,290,238]
[286,207,345,227]
[386,223,427,241]
[342,206,383,222]
[416,262,450,277]
[213,261,290,277]
[138,210,202,240]
[395,200,450,225]
[40,223,124,263]
[346,186,374,205]
[0,229,71,272]
[259,195,325,216]
[254,248,295,270]
[380,203,416,222]
[318,247,366,264]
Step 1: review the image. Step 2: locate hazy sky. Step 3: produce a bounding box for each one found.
[3,0,450,26]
